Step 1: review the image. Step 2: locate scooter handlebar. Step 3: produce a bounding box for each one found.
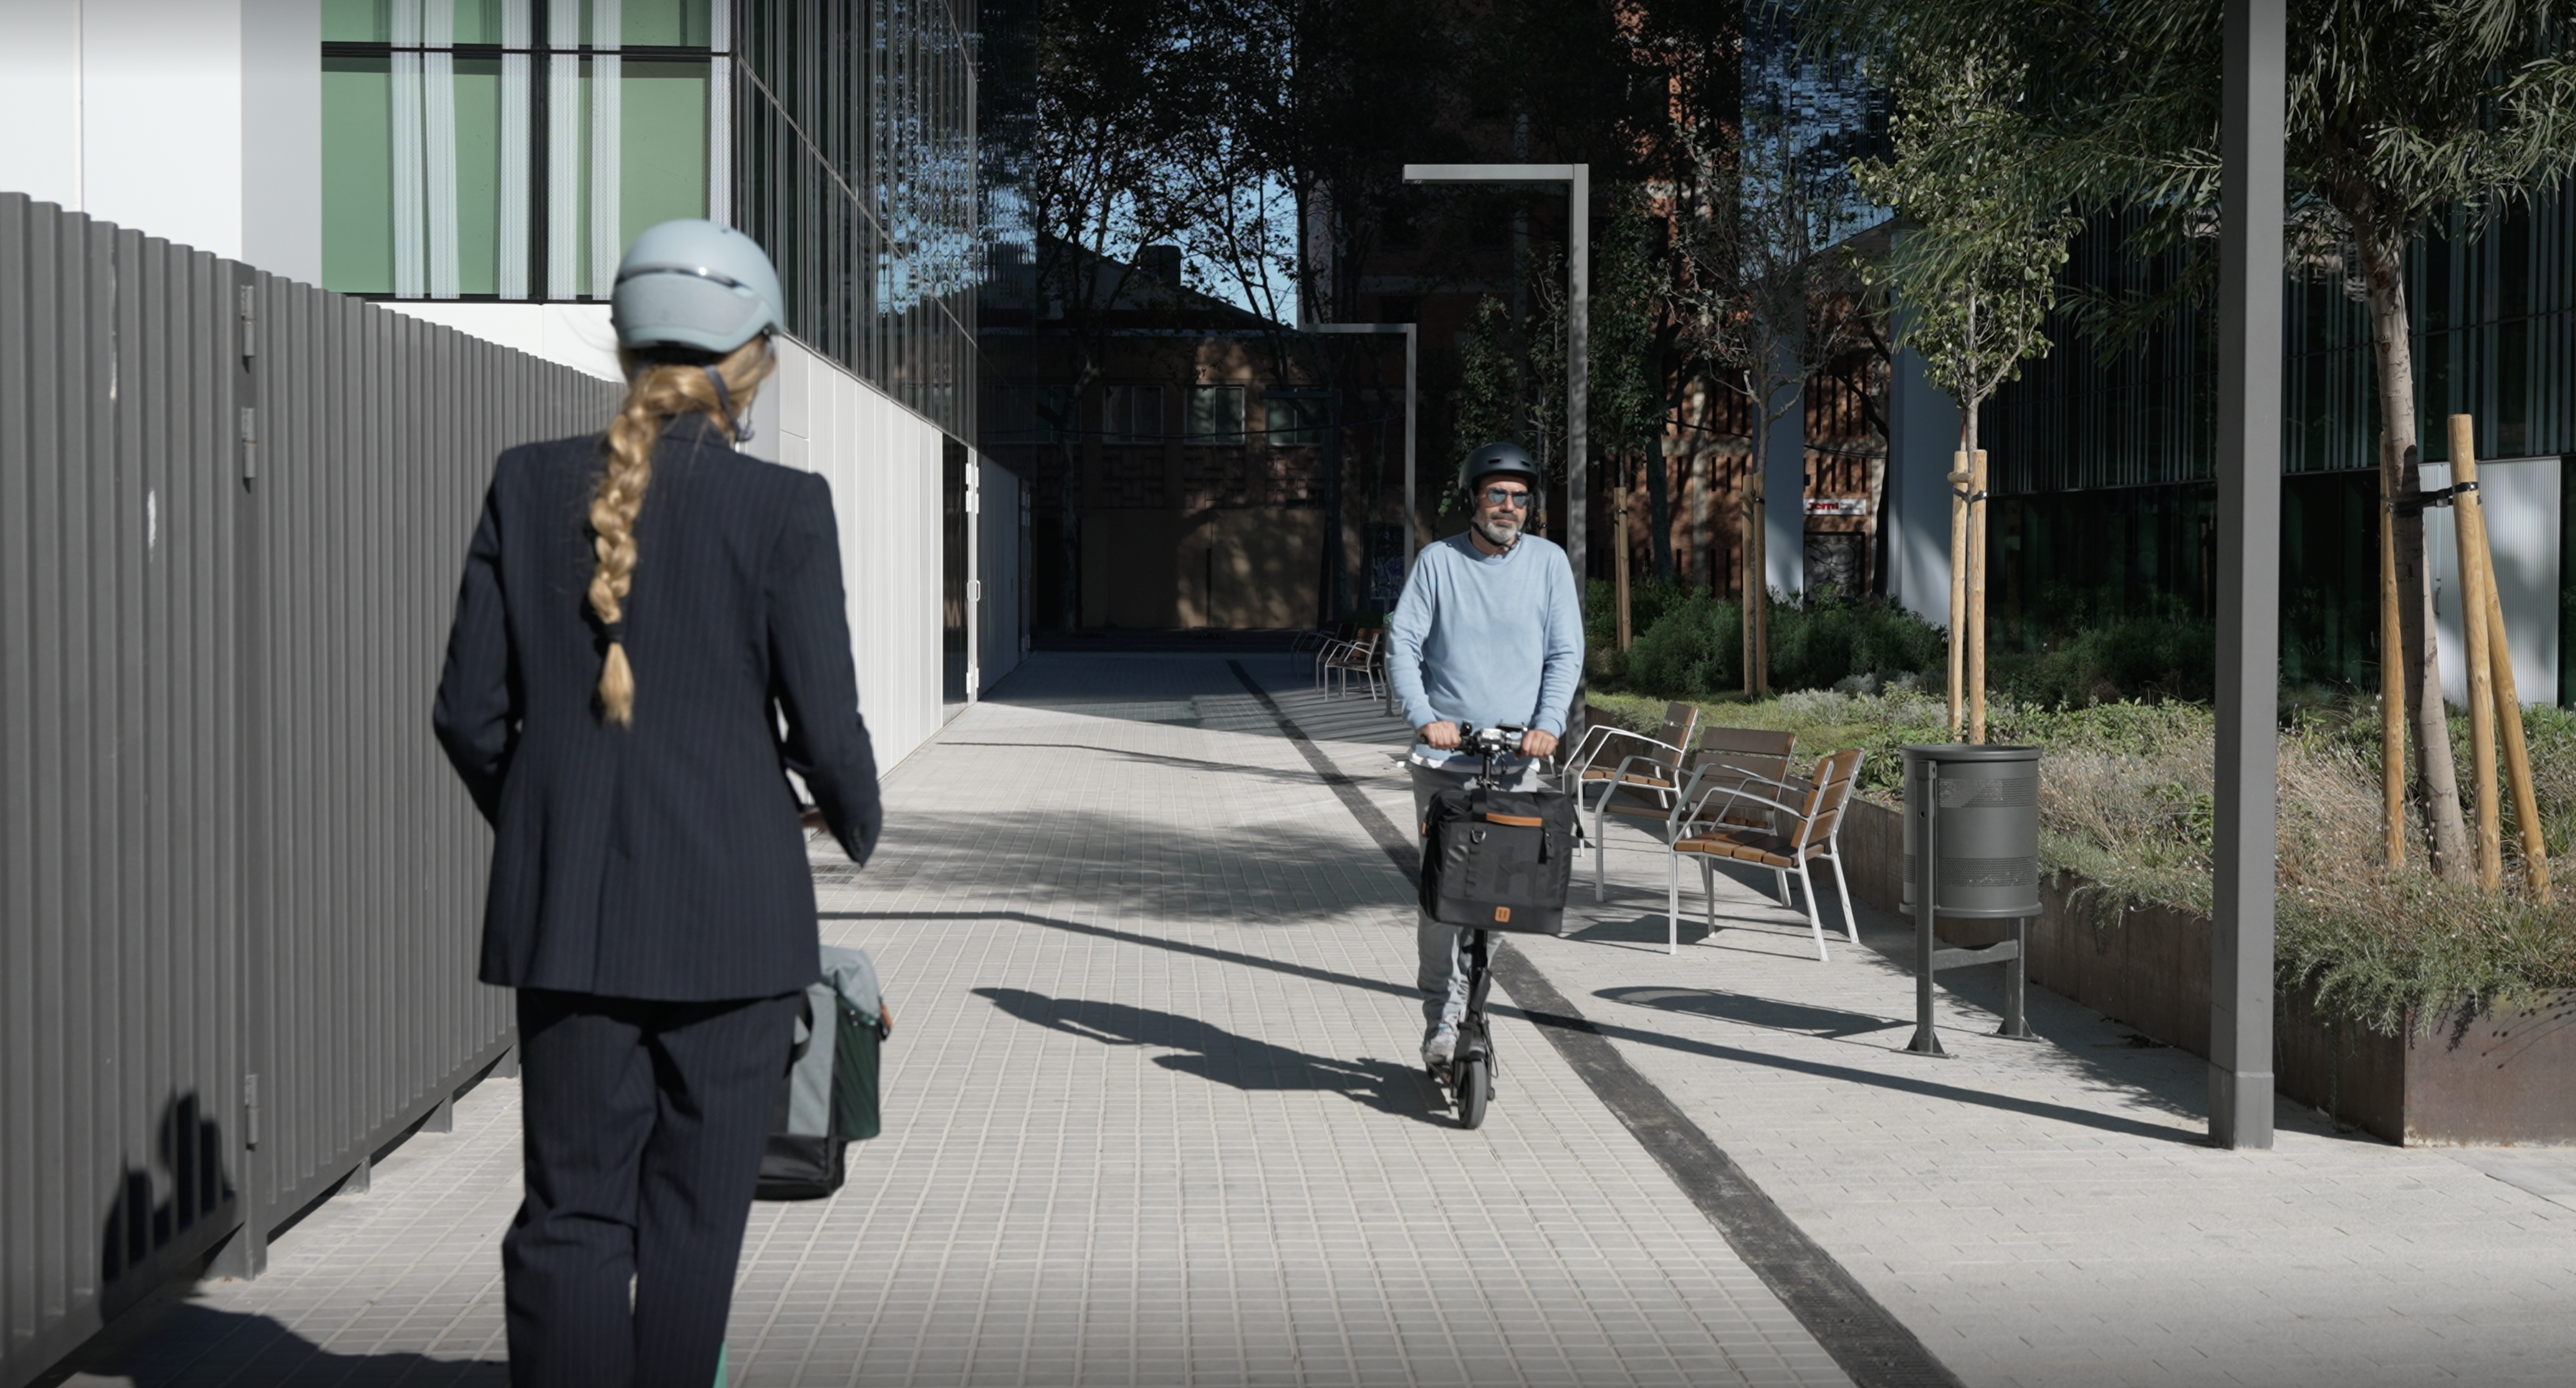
[1454,724,1530,757]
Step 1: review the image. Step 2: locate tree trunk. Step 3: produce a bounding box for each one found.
[2359,227,2472,880]
[1644,445,1675,579]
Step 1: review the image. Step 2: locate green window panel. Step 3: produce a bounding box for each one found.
[625,0,714,47]
[323,0,512,42]
[452,57,506,297]
[322,0,388,42]
[620,62,710,257]
[322,56,394,294]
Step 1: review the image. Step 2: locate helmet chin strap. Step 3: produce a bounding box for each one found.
[702,363,754,444]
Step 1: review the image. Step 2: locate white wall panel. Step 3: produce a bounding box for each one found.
[752,336,946,771]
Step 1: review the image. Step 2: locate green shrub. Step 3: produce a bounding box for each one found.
[1765,594,1947,693]
[1585,576,1701,673]
[1991,614,2218,706]
[1600,588,1944,699]
[1618,589,1743,696]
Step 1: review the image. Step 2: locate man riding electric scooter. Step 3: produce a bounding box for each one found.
[1385,441,1585,1084]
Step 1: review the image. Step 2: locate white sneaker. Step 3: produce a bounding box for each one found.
[1422,1023,1458,1073]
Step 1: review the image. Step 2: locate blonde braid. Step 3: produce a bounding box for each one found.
[587,336,778,726]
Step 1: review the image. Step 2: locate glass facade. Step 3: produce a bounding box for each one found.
[1977,182,2576,692]
[1985,181,2576,495]
[319,0,980,444]
[736,0,979,440]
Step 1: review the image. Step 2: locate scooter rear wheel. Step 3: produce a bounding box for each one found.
[1456,1056,1491,1129]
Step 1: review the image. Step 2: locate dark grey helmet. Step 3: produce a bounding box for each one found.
[1459,441,1541,497]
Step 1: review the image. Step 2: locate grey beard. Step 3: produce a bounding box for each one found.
[1473,515,1521,549]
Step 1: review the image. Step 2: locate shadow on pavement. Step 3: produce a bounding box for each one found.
[1598,985,1907,1040]
[1500,999,2205,1145]
[936,741,1353,790]
[45,1304,502,1387]
[830,907,2201,1144]
[819,910,1416,1002]
[818,809,1420,927]
[972,987,1447,1124]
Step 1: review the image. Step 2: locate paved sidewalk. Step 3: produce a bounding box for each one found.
[54,653,2576,1387]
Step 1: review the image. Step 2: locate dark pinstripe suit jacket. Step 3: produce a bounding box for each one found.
[433,415,883,1002]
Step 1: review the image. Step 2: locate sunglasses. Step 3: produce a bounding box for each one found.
[1480,487,1531,509]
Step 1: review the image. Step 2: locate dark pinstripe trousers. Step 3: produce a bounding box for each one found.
[505,989,799,1388]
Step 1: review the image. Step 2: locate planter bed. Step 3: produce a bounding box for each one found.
[1838,797,2576,1146]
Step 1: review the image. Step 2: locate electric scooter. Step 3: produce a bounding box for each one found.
[1426,723,1533,1130]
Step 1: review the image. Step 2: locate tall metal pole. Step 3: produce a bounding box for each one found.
[2212,0,2284,1151]
[1567,165,1589,597]
[1404,323,1418,557]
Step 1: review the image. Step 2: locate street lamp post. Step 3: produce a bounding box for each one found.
[1400,164,1590,597]
[2212,0,2284,1150]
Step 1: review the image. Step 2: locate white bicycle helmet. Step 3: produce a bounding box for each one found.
[610,220,786,355]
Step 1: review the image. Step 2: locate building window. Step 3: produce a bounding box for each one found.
[1185,385,1245,444]
[1106,385,1165,444]
[1265,394,1330,448]
[988,384,1069,444]
[319,0,726,301]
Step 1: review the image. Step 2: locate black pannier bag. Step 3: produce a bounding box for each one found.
[756,945,888,1201]
[1418,783,1579,934]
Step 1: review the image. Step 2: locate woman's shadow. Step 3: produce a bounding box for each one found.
[972,987,1449,1124]
[53,1094,506,1386]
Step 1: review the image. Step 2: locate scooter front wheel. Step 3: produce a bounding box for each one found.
[1456,1056,1491,1129]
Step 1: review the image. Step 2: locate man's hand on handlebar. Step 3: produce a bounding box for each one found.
[1421,722,1556,760]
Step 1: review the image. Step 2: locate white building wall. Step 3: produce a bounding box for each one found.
[2419,457,2561,708]
[1762,340,1807,598]
[0,0,320,284]
[741,337,947,770]
[1884,344,1961,629]
[379,302,624,382]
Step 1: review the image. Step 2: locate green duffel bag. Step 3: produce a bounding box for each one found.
[755,946,889,1201]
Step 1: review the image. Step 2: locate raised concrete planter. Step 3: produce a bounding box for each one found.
[1841,796,2576,1146]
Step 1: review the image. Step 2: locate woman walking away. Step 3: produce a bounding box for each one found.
[433,219,883,1388]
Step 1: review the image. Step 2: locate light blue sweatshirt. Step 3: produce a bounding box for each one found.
[1386,531,1585,765]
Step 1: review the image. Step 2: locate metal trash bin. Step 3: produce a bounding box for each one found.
[1900,744,2043,1054]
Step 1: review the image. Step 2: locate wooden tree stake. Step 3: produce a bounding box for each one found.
[2452,418,2503,891]
[2453,415,2554,902]
[1968,448,1990,745]
[1948,451,1970,740]
[1612,486,1633,652]
[2380,437,2406,869]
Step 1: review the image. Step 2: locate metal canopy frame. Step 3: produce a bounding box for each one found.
[1400,163,1590,597]
[1308,322,1419,566]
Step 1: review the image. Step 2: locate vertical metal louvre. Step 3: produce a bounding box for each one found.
[2,194,618,1388]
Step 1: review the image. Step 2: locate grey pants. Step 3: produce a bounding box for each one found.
[1412,757,1546,1033]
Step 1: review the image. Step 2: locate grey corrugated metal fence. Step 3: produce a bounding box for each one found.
[1,193,620,1387]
